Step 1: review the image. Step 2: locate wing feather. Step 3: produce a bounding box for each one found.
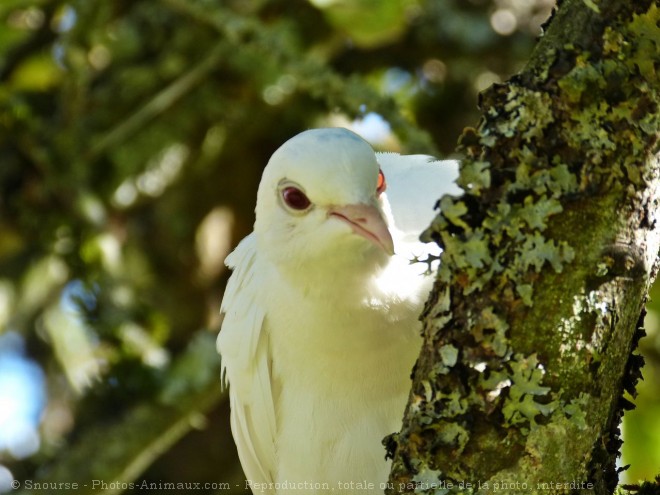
[376,153,461,262]
[217,233,276,492]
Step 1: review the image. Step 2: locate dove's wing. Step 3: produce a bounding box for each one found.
[217,233,276,490]
[377,153,461,260]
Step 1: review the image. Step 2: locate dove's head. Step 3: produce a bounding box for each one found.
[254,128,394,280]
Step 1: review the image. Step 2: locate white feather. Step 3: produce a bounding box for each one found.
[377,152,461,258]
[217,233,276,486]
[217,128,461,494]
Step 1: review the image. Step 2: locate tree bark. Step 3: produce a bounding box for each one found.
[387,1,660,494]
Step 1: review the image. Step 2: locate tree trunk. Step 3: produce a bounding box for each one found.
[387,1,660,494]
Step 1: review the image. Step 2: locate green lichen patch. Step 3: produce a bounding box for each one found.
[516,284,534,306]
[435,344,459,374]
[502,353,558,430]
[478,367,512,405]
[433,421,470,450]
[518,196,564,230]
[470,306,511,358]
[430,89,577,302]
[552,5,660,193]
[439,229,492,272]
[511,159,579,198]
[410,468,449,495]
[563,392,591,430]
[497,87,556,140]
[513,232,575,274]
[625,3,660,84]
[438,196,471,231]
[456,160,491,195]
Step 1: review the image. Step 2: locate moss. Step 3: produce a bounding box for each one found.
[486,413,596,495]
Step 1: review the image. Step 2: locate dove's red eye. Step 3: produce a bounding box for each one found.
[376,168,387,195]
[282,186,311,210]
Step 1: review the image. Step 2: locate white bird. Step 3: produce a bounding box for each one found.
[217,128,461,494]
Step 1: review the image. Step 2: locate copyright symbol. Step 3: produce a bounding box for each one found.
[11,480,20,489]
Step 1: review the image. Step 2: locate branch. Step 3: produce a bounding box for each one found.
[388,1,660,493]
[86,41,227,160]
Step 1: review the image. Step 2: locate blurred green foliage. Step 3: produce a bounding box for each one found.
[0,0,657,493]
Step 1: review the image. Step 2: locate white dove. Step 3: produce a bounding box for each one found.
[217,127,461,494]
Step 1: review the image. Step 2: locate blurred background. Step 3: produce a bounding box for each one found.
[0,0,657,493]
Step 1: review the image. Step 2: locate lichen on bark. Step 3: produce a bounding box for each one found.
[387,2,660,494]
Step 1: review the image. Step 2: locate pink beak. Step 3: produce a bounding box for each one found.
[328,204,394,255]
